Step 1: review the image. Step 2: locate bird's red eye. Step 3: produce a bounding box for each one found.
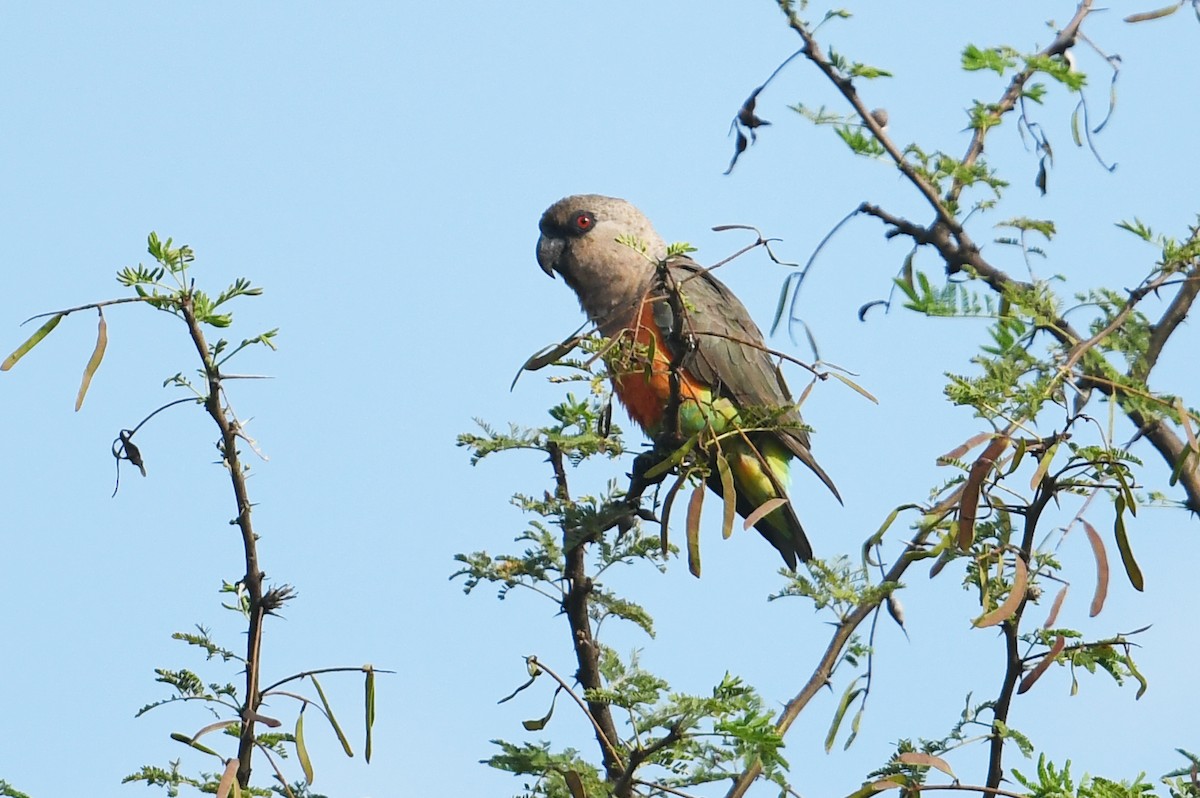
[572,211,594,233]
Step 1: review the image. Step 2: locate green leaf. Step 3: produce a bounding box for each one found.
[848,62,892,79]
[1,313,63,371]
[961,44,1017,74]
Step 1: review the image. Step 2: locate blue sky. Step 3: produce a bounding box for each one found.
[2,3,1197,797]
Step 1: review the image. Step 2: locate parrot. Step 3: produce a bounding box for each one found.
[536,194,839,569]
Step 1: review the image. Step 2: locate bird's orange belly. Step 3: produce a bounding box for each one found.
[610,301,709,434]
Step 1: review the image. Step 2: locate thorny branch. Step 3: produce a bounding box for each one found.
[723,524,936,798]
[776,0,1199,510]
[179,292,267,789]
[718,6,1200,795]
[546,441,626,782]
[984,478,1057,790]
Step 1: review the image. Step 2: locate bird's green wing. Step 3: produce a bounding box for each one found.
[663,258,841,501]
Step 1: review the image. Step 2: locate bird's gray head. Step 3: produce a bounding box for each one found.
[537,194,669,330]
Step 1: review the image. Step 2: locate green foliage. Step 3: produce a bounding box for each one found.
[827,46,892,79]
[770,555,896,621]
[122,761,212,797]
[836,124,886,156]
[0,232,378,796]
[0,782,32,798]
[486,740,607,798]
[962,43,1020,74]
[458,391,624,467]
[1013,756,1157,798]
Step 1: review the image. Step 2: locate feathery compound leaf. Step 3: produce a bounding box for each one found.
[974,555,1028,628]
[743,497,788,531]
[310,675,353,757]
[296,706,314,785]
[1081,519,1110,617]
[1113,498,1144,591]
[1018,634,1065,694]
[716,452,736,539]
[1,313,63,371]
[686,485,704,578]
[75,310,107,411]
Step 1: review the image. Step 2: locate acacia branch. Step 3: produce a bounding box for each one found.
[984,480,1055,791]
[947,1,1095,207]
[613,722,684,798]
[1142,264,1200,378]
[546,441,625,783]
[915,785,1028,798]
[723,525,934,798]
[180,294,265,789]
[526,656,624,774]
[777,7,957,235]
[1146,263,1200,367]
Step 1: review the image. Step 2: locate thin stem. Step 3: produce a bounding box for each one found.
[723,525,933,798]
[179,293,265,790]
[983,478,1055,791]
[547,441,625,782]
[523,657,624,772]
[260,665,393,696]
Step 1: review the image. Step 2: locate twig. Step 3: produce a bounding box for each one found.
[546,441,626,782]
[527,655,625,774]
[983,475,1055,791]
[723,524,934,798]
[260,665,392,696]
[613,722,684,797]
[21,295,155,325]
[633,778,703,798]
[914,784,1028,798]
[180,292,267,789]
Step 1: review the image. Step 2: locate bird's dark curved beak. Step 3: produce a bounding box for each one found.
[536,235,563,278]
